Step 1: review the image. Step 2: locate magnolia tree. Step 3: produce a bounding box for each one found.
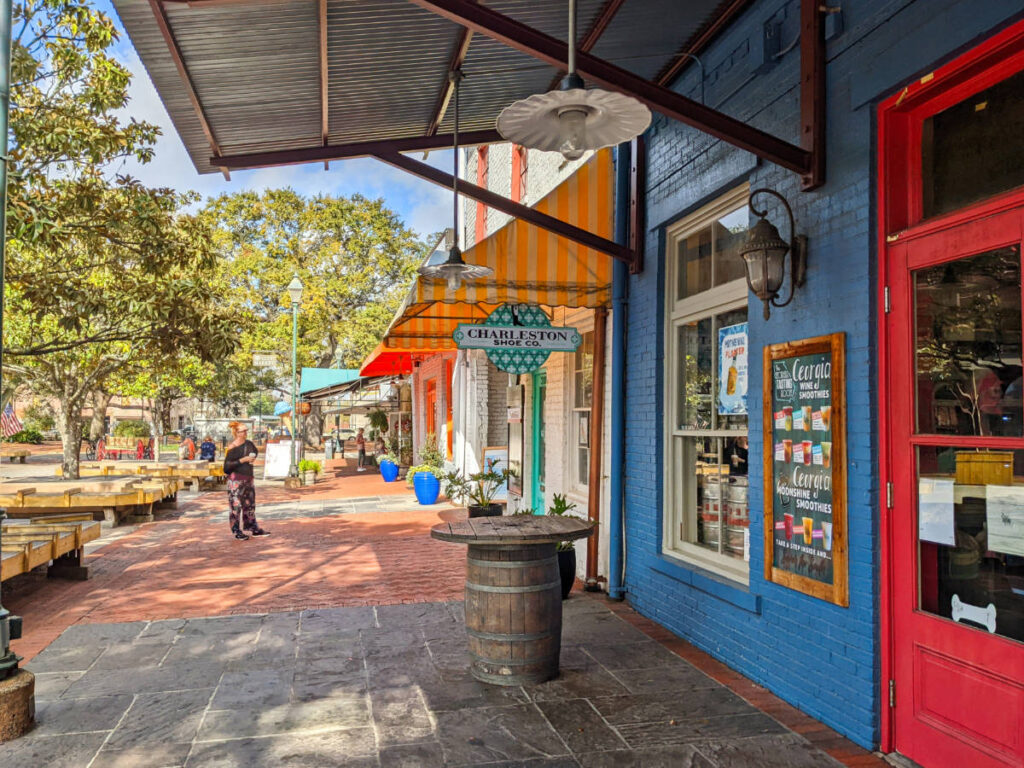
[204,190,428,447]
[1,0,238,477]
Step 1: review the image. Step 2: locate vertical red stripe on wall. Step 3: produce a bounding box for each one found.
[475,146,489,242]
[510,146,522,203]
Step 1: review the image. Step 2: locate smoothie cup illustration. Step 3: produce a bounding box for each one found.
[802,406,813,431]
[802,517,814,545]
[822,442,832,469]
[821,405,832,431]
[783,439,793,463]
[821,521,833,551]
[783,406,793,431]
[784,513,794,540]
[802,441,813,466]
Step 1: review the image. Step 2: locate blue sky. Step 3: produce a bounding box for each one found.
[96,0,454,239]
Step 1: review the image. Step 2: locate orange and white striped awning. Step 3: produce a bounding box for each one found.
[381,148,614,351]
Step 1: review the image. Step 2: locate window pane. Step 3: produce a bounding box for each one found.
[714,308,749,431]
[917,445,1024,644]
[575,332,594,408]
[676,318,713,430]
[713,206,749,286]
[922,68,1024,218]
[677,228,712,300]
[914,247,1022,436]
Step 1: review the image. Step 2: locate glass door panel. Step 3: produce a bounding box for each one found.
[916,445,1024,643]
[914,245,1023,436]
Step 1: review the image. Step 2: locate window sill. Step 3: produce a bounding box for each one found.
[651,554,762,615]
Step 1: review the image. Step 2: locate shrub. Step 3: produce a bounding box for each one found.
[7,428,43,444]
[112,420,151,438]
[298,459,321,474]
[405,464,443,484]
[22,403,55,433]
[418,433,445,469]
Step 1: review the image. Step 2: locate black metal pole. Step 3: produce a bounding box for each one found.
[0,0,22,680]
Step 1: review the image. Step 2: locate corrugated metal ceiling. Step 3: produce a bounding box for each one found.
[112,0,740,175]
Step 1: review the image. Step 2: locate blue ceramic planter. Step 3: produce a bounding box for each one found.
[413,471,440,505]
[380,460,399,483]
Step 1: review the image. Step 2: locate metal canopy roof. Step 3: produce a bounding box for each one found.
[112,0,748,176]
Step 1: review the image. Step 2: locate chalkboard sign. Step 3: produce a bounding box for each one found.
[763,333,848,607]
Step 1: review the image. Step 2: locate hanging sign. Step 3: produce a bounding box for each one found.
[718,322,748,415]
[453,303,582,374]
[763,332,848,607]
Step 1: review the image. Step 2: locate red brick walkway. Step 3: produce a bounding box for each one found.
[6,504,465,662]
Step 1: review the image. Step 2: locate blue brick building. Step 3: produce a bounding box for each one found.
[622,0,1024,758]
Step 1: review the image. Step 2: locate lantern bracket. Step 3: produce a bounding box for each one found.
[746,188,807,320]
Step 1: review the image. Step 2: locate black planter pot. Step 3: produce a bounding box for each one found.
[467,503,502,518]
[557,548,576,600]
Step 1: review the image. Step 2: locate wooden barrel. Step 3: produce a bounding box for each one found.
[464,543,562,685]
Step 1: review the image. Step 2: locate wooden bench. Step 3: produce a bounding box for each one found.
[1,519,101,581]
[0,448,30,464]
[0,477,181,524]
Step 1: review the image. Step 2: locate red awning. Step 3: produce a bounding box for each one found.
[359,344,438,377]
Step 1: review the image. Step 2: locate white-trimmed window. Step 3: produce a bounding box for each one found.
[664,185,751,582]
[572,329,595,489]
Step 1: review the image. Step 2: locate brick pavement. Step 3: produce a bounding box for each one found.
[6,492,464,662]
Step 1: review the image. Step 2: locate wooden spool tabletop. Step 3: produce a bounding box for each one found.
[431,515,594,546]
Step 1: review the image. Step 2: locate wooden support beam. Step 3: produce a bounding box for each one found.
[147,0,230,179]
[427,28,473,136]
[655,0,749,86]
[216,129,503,170]
[371,149,635,264]
[586,305,607,588]
[319,0,329,169]
[800,0,826,189]
[406,0,812,176]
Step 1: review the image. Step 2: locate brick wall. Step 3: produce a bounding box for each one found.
[624,0,1023,750]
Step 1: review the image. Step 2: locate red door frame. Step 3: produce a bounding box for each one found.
[878,17,1024,754]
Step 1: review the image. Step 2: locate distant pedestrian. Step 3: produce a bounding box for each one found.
[355,427,367,472]
[178,434,196,460]
[199,435,216,461]
[223,421,269,540]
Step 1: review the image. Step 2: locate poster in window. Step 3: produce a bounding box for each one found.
[763,333,848,607]
[718,322,748,415]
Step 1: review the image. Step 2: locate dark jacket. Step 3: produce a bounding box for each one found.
[224,440,258,478]
[199,440,216,461]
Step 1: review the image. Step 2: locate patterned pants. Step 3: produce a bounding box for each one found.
[227,475,258,532]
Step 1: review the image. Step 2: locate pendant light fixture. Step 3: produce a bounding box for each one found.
[496,0,651,160]
[418,70,494,293]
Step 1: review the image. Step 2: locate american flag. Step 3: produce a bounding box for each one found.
[1,403,23,438]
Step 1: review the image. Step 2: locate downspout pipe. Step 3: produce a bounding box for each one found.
[608,143,630,601]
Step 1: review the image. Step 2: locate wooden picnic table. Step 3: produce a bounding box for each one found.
[430,515,593,686]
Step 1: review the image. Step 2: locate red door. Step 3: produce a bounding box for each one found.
[888,205,1024,767]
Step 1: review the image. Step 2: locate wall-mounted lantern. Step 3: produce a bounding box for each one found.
[740,188,807,320]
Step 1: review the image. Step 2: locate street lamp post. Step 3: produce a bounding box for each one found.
[0,0,23,683]
[287,275,303,478]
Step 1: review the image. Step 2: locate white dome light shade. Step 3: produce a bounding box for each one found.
[419,247,494,292]
[497,87,651,158]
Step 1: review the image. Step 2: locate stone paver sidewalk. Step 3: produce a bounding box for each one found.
[2,598,848,768]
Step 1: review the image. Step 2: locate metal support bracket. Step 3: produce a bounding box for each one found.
[372,150,635,264]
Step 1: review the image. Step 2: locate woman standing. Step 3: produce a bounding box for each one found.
[223,421,269,540]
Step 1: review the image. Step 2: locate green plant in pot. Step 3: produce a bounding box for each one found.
[298,458,321,486]
[548,494,586,599]
[443,466,513,517]
[367,408,390,436]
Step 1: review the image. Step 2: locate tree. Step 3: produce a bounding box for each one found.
[205,190,426,446]
[1,1,239,477]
